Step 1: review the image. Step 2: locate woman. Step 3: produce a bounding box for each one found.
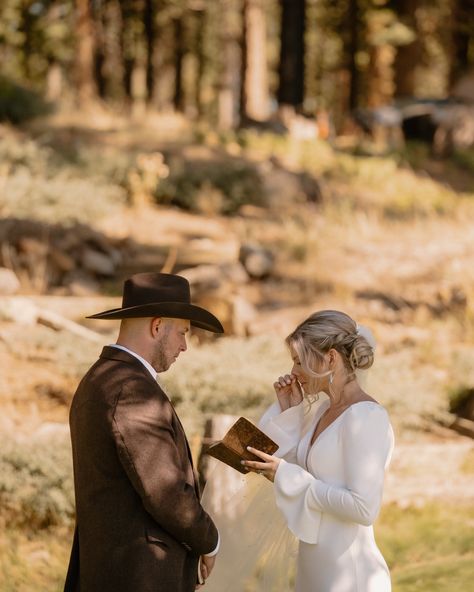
[242,310,395,592]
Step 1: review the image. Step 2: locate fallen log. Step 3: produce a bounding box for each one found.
[37,308,104,343]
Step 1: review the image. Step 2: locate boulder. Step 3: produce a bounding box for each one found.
[0,267,20,295]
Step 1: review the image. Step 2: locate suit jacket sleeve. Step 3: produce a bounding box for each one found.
[112,379,218,556]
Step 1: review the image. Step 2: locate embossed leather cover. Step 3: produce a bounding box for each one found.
[206,417,279,474]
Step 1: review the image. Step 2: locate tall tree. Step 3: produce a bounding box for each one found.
[393,0,421,97]
[450,0,474,86]
[345,0,360,110]
[144,0,156,103]
[191,3,206,117]
[241,0,269,121]
[217,0,241,129]
[75,0,98,104]
[172,13,185,111]
[277,0,306,110]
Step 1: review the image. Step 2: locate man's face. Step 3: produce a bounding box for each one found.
[152,317,190,372]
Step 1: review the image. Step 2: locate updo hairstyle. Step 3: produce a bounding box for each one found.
[286,310,374,380]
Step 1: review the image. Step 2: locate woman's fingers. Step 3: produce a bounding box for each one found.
[291,379,303,397]
[242,459,269,470]
[247,446,272,460]
[275,374,295,390]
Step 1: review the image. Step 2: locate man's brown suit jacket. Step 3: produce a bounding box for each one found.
[64,346,218,592]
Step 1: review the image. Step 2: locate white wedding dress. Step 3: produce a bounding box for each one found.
[202,397,394,592]
[260,398,395,592]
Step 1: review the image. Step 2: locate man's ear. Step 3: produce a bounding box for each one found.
[151,317,162,336]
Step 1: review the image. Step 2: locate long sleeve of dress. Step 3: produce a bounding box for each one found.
[273,403,394,544]
[258,401,306,461]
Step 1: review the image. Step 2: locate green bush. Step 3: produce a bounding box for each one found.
[155,158,265,215]
[0,429,74,530]
[0,132,127,224]
[0,77,51,124]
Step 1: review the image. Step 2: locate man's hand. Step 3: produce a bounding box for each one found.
[195,554,216,589]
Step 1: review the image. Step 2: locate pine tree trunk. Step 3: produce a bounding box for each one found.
[173,16,185,112]
[194,7,206,117]
[218,0,241,129]
[347,0,359,111]
[242,0,269,121]
[75,0,97,104]
[20,6,34,79]
[277,0,305,109]
[144,0,155,103]
[393,0,421,98]
[450,0,474,88]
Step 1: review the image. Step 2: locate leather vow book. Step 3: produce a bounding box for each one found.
[205,417,279,474]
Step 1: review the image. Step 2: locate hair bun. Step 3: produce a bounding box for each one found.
[350,326,375,370]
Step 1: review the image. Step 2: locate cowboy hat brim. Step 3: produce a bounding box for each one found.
[87,301,224,333]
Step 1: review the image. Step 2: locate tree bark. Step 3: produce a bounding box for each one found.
[393,0,421,98]
[277,0,306,109]
[218,0,241,129]
[346,0,359,111]
[173,16,185,112]
[450,0,474,88]
[194,7,206,117]
[75,0,97,104]
[144,0,156,103]
[241,0,269,121]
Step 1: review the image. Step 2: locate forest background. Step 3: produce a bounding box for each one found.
[0,0,474,590]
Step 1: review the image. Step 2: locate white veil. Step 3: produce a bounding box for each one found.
[201,459,298,592]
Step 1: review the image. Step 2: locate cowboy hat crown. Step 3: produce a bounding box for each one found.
[87,272,223,333]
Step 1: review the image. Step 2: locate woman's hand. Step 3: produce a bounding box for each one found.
[274,373,303,411]
[242,447,281,482]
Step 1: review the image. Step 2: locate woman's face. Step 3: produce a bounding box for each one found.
[290,342,330,394]
[289,344,311,390]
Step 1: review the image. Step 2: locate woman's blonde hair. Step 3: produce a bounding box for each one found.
[286,310,374,392]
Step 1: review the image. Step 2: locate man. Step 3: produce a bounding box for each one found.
[64,272,223,592]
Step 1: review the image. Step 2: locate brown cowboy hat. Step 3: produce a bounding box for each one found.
[87,272,224,333]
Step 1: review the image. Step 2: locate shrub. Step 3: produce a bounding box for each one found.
[0,77,51,124]
[0,429,74,530]
[155,157,265,215]
[0,131,127,224]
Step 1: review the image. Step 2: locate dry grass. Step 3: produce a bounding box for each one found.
[0,117,473,591]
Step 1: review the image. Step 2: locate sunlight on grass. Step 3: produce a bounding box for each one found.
[0,528,71,592]
[377,502,474,592]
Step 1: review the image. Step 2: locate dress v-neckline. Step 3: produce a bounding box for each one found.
[304,400,379,468]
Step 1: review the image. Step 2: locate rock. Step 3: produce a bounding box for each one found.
[179,265,223,292]
[0,267,20,294]
[239,244,274,279]
[0,296,38,323]
[48,247,76,273]
[195,290,257,337]
[17,237,48,257]
[180,263,249,293]
[231,293,257,336]
[220,262,249,285]
[64,270,100,296]
[81,248,116,276]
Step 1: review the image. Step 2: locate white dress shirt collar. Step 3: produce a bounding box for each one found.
[109,344,158,381]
